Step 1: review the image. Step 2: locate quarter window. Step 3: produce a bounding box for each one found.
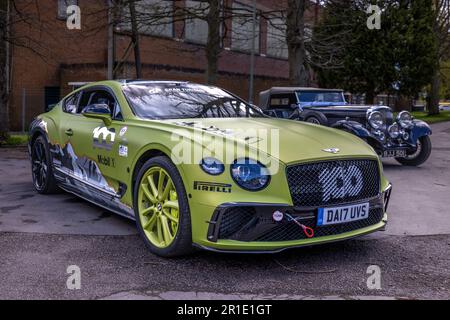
[63,92,81,114]
[269,94,297,108]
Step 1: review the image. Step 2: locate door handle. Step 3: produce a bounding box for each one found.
[65,129,74,136]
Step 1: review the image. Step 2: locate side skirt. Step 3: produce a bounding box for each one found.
[54,167,135,220]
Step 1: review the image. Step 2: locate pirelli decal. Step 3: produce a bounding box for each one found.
[193,181,232,193]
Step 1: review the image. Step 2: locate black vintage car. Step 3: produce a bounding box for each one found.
[259,87,432,166]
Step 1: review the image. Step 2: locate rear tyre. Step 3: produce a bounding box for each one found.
[31,135,60,194]
[133,156,194,257]
[395,136,432,166]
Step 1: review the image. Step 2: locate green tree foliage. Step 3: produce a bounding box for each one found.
[314,0,438,104]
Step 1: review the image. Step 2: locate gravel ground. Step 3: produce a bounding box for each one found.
[0,232,449,300]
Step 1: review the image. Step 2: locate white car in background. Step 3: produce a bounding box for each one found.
[439,102,450,111]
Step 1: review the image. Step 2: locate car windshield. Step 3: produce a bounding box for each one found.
[297,91,345,103]
[123,83,263,120]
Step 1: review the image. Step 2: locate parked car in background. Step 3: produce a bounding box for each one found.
[259,87,432,166]
[29,80,392,257]
[439,102,450,111]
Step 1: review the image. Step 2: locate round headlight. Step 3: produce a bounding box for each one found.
[388,123,400,139]
[200,157,225,176]
[368,111,385,130]
[397,111,413,129]
[230,159,270,191]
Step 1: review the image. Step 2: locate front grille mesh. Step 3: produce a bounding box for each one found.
[217,206,384,242]
[286,159,380,207]
[255,208,384,242]
[218,207,255,239]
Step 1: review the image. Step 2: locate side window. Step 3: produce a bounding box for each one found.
[269,94,297,109]
[63,92,81,114]
[78,89,123,120]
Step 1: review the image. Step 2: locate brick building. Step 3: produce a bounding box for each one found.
[7,0,319,131]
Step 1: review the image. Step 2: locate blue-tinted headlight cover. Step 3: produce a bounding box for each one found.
[230,158,271,191]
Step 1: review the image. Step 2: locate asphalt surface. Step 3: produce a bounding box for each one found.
[0,122,450,300]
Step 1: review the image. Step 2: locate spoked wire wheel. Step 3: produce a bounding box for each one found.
[138,167,180,248]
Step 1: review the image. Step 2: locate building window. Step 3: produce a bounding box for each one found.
[119,0,174,38]
[185,0,209,45]
[57,0,78,20]
[231,2,260,53]
[266,17,288,59]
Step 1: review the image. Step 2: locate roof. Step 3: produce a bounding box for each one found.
[259,87,344,108]
[116,79,190,85]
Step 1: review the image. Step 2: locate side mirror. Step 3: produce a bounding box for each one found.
[82,104,112,126]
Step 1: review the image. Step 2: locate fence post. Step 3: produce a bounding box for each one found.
[22,88,26,133]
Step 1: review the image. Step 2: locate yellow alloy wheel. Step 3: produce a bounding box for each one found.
[138,166,180,248]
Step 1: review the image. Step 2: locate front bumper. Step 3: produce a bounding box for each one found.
[195,186,391,253]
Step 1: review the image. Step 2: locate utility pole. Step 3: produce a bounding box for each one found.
[248,0,256,104]
[107,0,114,80]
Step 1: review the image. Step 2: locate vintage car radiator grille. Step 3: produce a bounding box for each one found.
[286,159,380,208]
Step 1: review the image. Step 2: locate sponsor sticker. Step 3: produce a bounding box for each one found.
[193,181,232,193]
[273,211,284,222]
[119,126,128,137]
[119,145,128,158]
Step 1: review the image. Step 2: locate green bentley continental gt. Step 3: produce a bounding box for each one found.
[29,80,392,257]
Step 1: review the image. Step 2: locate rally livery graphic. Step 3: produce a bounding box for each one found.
[29,80,391,257]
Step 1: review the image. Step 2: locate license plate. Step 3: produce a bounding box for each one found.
[383,149,407,158]
[318,203,370,226]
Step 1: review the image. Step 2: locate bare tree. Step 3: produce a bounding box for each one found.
[205,0,220,84]
[286,0,309,86]
[128,0,142,78]
[106,0,263,84]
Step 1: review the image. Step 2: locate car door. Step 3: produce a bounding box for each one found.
[59,87,128,204]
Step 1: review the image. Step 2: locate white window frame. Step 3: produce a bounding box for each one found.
[57,0,78,20]
[231,1,260,54]
[119,0,174,38]
[266,16,288,60]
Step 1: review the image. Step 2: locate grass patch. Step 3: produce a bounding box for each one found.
[2,134,29,147]
[410,111,450,124]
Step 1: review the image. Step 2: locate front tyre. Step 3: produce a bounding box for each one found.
[395,136,432,166]
[134,156,194,257]
[31,135,59,194]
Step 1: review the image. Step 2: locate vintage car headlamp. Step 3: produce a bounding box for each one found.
[368,111,385,130]
[200,157,225,176]
[388,123,400,139]
[397,111,413,129]
[230,159,270,191]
